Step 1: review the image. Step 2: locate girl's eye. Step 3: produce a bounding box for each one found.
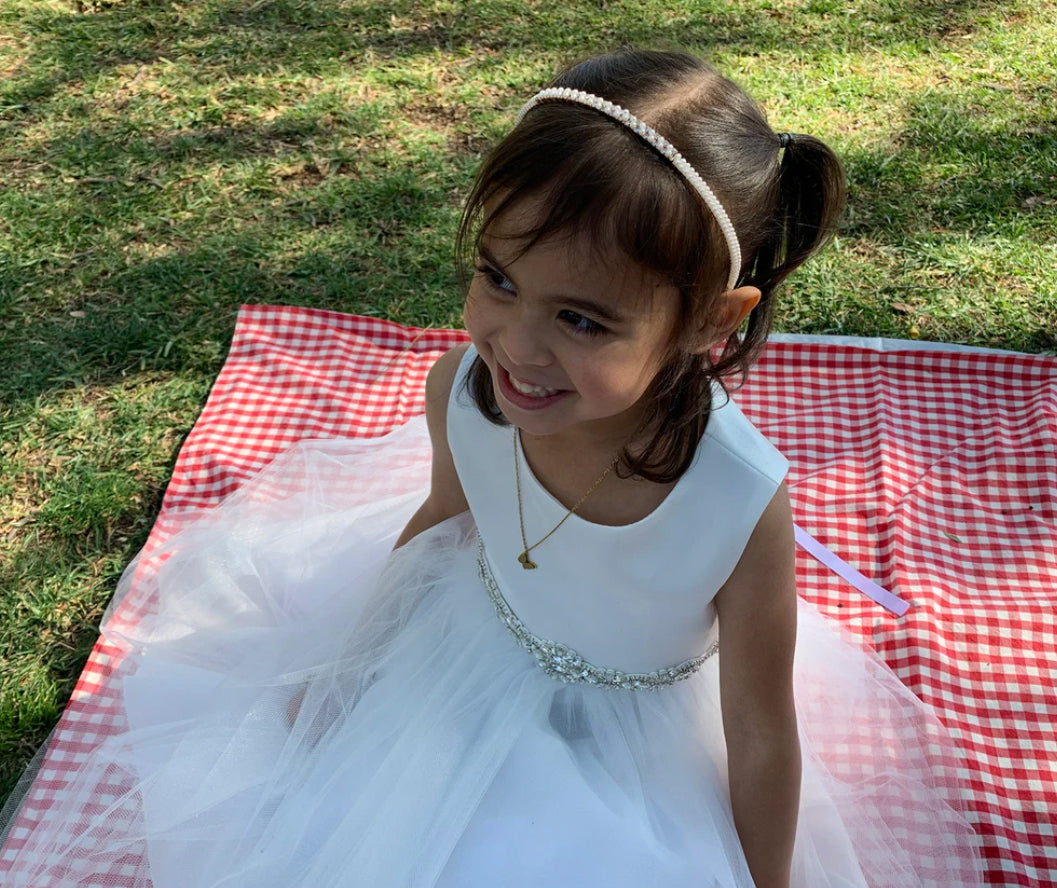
[558,309,606,337]
[474,263,516,294]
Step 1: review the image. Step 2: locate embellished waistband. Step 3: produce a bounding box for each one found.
[475,538,717,690]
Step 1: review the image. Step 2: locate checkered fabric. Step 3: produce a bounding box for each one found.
[2,305,1054,887]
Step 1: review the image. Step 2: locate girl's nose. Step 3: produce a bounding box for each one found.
[499,318,552,369]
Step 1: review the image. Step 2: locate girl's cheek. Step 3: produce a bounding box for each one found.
[462,286,485,323]
[461,298,489,353]
[462,302,479,336]
[461,291,478,329]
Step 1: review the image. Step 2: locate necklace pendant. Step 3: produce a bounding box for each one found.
[518,551,538,570]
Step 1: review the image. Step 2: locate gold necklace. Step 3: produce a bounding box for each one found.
[513,429,618,570]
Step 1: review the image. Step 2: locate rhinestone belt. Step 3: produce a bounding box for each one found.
[475,539,717,690]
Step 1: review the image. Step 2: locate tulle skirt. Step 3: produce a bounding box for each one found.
[4,417,983,887]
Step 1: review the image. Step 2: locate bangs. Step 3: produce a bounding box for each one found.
[457,104,730,319]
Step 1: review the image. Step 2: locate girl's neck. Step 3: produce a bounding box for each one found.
[517,425,677,527]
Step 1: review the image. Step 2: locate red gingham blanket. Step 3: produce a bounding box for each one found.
[2,305,1055,887]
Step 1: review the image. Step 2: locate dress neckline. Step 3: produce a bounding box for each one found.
[514,425,710,532]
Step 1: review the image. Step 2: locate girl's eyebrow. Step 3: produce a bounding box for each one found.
[477,242,626,324]
[555,295,624,324]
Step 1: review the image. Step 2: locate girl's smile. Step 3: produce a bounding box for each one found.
[496,364,571,409]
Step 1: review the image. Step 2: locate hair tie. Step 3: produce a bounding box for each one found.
[777,132,793,149]
[515,87,742,291]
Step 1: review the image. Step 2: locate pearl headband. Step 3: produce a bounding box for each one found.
[515,87,742,290]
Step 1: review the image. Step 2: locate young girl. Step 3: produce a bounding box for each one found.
[6,48,982,888]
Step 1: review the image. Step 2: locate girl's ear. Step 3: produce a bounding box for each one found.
[690,286,762,353]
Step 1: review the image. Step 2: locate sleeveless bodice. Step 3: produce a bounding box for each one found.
[447,346,788,676]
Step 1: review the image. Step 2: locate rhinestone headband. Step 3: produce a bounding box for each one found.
[515,87,742,290]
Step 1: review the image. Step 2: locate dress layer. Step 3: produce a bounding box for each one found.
[3,363,983,887]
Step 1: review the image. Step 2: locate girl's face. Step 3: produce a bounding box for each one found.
[463,204,682,445]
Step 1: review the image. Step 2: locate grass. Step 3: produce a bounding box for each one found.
[1,0,1055,804]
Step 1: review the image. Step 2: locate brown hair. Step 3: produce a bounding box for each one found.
[457,48,846,482]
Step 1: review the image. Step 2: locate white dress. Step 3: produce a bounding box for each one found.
[5,347,983,888]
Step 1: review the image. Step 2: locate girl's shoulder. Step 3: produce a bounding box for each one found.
[394,344,472,546]
[425,344,471,409]
[689,399,790,503]
[701,394,788,489]
[423,343,473,463]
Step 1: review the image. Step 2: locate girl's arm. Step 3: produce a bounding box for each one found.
[394,345,471,548]
[713,482,800,888]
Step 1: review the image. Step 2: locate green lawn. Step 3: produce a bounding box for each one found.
[1,0,1055,803]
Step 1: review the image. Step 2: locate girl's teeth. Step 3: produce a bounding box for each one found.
[510,375,559,397]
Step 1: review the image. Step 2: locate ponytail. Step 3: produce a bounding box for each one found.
[745,133,847,296]
[706,133,845,386]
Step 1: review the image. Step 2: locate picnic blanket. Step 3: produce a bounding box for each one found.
[1,305,1054,887]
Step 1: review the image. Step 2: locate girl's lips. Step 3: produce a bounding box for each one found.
[496,365,571,411]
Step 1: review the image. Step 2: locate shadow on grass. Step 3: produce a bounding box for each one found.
[844,92,1057,240]
[0,152,466,406]
[835,89,1057,350]
[0,0,1030,116]
[0,251,462,410]
[0,483,166,799]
